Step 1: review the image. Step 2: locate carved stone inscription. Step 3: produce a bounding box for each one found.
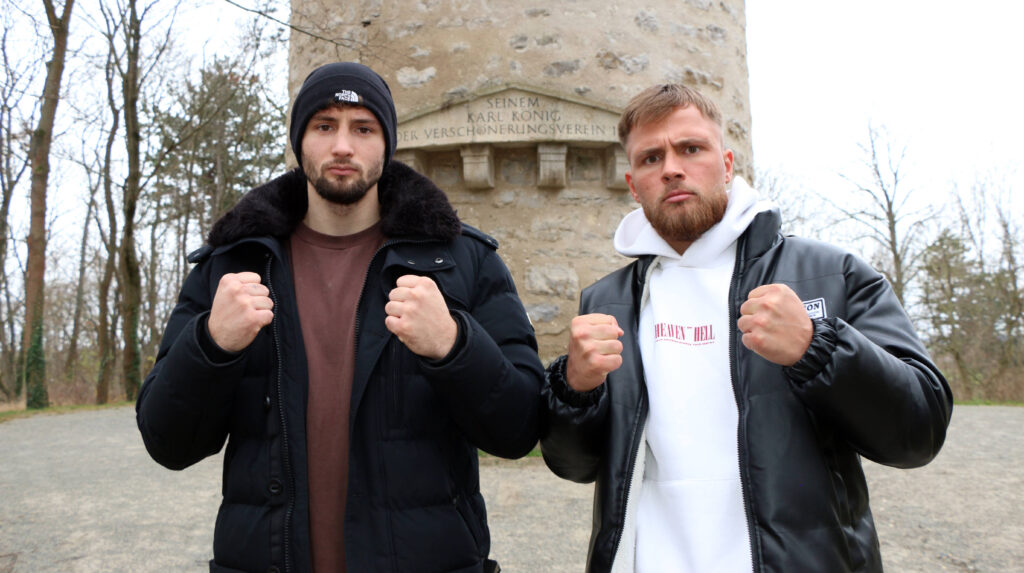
[397,88,620,150]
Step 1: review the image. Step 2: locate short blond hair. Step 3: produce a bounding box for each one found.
[617,84,723,146]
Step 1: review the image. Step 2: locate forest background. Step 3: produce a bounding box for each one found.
[1,0,1021,411]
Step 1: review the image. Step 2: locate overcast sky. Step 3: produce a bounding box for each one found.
[746,0,1023,206]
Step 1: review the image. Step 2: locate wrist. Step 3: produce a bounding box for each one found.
[424,312,464,364]
[549,355,605,408]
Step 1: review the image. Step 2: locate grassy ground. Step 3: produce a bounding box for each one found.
[956,399,1024,406]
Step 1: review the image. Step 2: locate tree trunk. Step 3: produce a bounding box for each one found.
[95,37,121,404]
[96,252,117,404]
[119,0,142,401]
[64,193,96,383]
[21,0,75,409]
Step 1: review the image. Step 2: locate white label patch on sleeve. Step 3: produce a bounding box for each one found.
[803,297,827,319]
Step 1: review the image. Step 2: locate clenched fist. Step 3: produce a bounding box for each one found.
[384,275,458,360]
[737,283,813,366]
[566,314,624,392]
[208,272,275,353]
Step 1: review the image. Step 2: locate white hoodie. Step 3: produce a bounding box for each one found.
[612,177,774,573]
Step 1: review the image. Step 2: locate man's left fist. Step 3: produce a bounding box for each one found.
[384,274,458,360]
[737,283,813,366]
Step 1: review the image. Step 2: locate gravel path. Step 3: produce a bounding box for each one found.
[0,405,1020,572]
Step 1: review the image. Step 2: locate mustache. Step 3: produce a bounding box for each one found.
[322,160,360,171]
[663,181,700,198]
[665,181,696,193]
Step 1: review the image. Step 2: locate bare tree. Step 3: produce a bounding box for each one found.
[95,42,123,404]
[61,137,101,387]
[753,167,829,239]
[0,16,39,401]
[97,0,178,401]
[831,124,935,307]
[21,0,76,409]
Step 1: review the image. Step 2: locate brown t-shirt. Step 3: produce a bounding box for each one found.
[290,221,384,573]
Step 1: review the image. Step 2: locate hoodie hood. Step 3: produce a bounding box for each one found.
[613,176,775,267]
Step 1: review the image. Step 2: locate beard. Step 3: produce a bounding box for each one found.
[303,155,384,206]
[640,183,728,244]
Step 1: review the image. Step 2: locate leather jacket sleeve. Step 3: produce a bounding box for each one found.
[539,354,610,483]
[783,256,953,469]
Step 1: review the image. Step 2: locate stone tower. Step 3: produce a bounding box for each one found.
[289,0,752,360]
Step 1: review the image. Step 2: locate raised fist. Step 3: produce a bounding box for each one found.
[565,313,624,392]
[208,272,274,353]
[737,283,813,366]
[384,274,458,360]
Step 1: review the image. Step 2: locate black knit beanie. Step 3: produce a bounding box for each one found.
[289,62,398,170]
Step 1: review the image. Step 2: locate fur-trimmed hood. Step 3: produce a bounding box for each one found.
[207,161,462,247]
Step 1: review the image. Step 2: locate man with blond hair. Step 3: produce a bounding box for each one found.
[540,84,953,572]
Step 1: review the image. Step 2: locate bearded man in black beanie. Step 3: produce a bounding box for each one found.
[137,62,542,573]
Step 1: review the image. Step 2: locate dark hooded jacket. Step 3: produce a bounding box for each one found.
[540,209,953,572]
[137,161,544,573]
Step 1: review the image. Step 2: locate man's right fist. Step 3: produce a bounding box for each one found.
[208,272,275,353]
[565,313,624,392]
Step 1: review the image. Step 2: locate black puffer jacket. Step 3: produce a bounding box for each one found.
[137,161,544,573]
[541,209,953,573]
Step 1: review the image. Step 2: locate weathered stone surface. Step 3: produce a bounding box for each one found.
[526,265,580,299]
[595,50,650,75]
[526,303,561,323]
[396,66,436,88]
[509,35,529,51]
[635,10,659,32]
[461,145,495,189]
[544,60,582,77]
[537,144,568,189]
[499,153,538,186]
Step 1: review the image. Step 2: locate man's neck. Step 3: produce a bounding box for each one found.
[303,185,381,237]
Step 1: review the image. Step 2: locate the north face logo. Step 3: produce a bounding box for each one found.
[803,298,827,319]
[333,90,361,103]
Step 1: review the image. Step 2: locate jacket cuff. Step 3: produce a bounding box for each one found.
[547,355,605,408]
[784,317,838,384]
[197,312,244,365]
[422,310,468,367]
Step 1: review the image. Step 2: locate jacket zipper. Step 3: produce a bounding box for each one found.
[353,237,418,573]
[611,384,648,565]
[728,239,759,573]
[265,253,294,573]
[609,259,654,569]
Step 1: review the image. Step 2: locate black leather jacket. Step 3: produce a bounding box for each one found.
[541,209,952,573]
[137,162,544,573]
